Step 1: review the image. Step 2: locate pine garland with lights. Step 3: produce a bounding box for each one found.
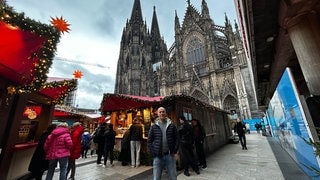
[41,79,78,104]
[1,3,61,94]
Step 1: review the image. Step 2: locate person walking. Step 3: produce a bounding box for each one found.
[234,118,248,150]
[119,129,131,166]
[178,116,200,176]
[89,129,98,157]
[67,122,84,180]
[44,122,72,180]
[103,123,116,168]
[28,124,56,180]
[147,107,179,180]
[191,118,207,169]
[94,122,106,165]
[129,118,143,168]
[81,128,91,158]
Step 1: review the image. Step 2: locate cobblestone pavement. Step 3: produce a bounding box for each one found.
[44,133,310,180]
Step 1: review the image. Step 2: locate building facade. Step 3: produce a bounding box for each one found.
[115,0,258,119]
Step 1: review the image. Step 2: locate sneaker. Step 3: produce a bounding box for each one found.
[110,164,114,167]
[184,171,190,176]
[202,165,207,169]
[131,165,135,168]
[102,165,106,168]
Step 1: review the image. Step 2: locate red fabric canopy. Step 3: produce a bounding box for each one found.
[39,86,68,100]
[38,77,77,103]
[0,21,47,85]
[100,94,163,112]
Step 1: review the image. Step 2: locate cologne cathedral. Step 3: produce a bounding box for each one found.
[114,0,259,119]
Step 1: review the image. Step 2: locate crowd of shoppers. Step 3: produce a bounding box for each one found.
[27,107,215,180]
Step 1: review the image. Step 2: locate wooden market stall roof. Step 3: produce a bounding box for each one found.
[100,93,164,112]
[100,93,227,113]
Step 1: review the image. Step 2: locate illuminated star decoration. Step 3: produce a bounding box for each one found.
[73,70,83,79]
[50,16,70,34]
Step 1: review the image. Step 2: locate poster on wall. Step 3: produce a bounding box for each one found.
[267,68,320,176]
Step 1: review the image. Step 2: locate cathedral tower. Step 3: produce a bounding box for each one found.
[114,0,167,96]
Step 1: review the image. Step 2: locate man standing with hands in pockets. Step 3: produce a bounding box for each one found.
[147,107,179,180]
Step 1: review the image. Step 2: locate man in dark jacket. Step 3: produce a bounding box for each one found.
[234,118,248,150]
[103,123,116,167]
[129,118,143,167]
[147,107,179,180]
[95,122,106,165]
[178,116,200,176]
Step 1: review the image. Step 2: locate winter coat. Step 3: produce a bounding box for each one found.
[82,132,91,150]
[234,121,246,135]
[178,122,194,145]
[121,129,131,150]
[44,127,72,160]
[104,129,116,147]
[192,124,206,143]
[69,125,84,160]
[28,131,50,174]
[147,117,179,158]
[129,123,143,141]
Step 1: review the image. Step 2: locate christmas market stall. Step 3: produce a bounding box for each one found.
[54,104,101,133]
[100,93,233,166]
[0,2,75,179]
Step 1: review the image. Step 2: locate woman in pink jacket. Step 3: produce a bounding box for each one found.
[44,122,72,180]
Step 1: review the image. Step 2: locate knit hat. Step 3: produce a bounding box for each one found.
[73,122,81,127]
[58,122,68,127]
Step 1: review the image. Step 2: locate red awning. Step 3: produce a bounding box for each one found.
[0,21,47,85]
[38,77,77,103]
[100,94,163,112]
[53,110,80,118]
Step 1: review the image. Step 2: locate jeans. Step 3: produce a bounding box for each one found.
[46,157,68,180]
[67,159,76,178]
[104,145,114,165]
[153,154,177,180]
[195,141,207,166]
[239,133,247,148]
[130,140,141,166]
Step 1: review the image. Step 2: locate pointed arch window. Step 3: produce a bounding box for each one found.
[223,95,239,112]
[186,36,206,75]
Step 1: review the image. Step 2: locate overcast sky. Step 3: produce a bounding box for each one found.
[7,0,238,110]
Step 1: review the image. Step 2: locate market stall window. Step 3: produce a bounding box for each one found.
[17,103,42,144]
[183,107,193,121]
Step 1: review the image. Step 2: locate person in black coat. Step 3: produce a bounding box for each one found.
[118,129,131,166]
[94,122,106,165]
[178,116,200,176]
[103,123,116,167]
[191,118,207,169]
[28,124,57,180]
[234,118,248,150]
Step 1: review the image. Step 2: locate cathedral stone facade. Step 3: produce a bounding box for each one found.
[115,0,259,119]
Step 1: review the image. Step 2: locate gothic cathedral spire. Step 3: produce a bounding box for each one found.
[130,0,143,24]
[151,6,160,40]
